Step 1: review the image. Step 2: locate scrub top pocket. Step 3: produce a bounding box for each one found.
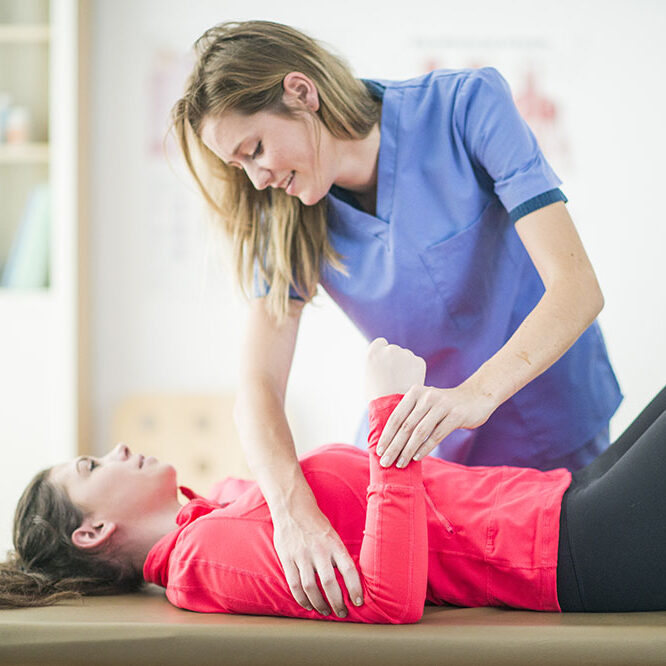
[420,204,514,333]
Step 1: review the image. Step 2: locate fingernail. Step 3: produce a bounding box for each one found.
[321,609,330,616]
[380,455,390,466]
[397,457,405,468]
[354,597,363,606]
[304,605,313,611]
[376,447,385,456]
[337,609,347,618]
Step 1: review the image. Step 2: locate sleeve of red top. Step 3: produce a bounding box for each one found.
[358,393,427,623]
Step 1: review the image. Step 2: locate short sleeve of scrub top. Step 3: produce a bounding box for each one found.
[452,67,569,221]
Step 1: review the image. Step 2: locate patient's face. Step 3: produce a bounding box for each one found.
[50,443,178,527]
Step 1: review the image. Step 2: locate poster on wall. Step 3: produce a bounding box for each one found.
[141,47,231,302]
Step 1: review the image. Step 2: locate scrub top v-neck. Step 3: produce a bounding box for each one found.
[262,67,622,468]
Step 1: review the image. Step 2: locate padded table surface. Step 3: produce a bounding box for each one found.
[1,585,666,666]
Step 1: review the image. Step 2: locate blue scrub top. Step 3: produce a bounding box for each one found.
[260,67,622,467]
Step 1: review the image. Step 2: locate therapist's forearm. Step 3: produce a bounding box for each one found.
[234,380,315,517]
[463,273,604,409]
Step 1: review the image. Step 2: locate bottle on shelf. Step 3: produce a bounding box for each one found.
[5,105,31,144]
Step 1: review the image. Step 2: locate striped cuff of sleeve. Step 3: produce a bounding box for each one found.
[508,188,568,223]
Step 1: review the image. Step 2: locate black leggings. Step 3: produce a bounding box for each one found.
[557,385,666,611]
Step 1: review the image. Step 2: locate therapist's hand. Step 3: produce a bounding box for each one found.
[375,381,498,467]
[272,499,364,618]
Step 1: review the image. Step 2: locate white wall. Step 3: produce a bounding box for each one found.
[89,0,666,465]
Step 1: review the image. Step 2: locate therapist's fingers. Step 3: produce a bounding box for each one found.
[298,564,331,616]
[376,391,418,455]
[281,559,315,611]
[413,416,462,461]
[377,392,432,467]
[331,547,364,611]
[313,557,347,618]
[396,411,444,467]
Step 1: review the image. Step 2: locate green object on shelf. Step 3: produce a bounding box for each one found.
[0,182,50,288]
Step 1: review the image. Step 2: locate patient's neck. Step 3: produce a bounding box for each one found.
[124,502,182,572]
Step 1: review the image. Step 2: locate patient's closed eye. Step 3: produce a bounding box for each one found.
[87,458,98,472]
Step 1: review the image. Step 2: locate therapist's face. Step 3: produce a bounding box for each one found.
[200,73,337,206]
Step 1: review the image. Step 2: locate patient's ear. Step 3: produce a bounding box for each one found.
[71,518,116,550]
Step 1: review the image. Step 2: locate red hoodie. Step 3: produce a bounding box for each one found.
[144,394,572,623]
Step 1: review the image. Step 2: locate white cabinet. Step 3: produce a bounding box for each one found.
[0,0,87,554]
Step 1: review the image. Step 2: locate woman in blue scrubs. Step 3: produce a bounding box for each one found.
[172,20,622,620]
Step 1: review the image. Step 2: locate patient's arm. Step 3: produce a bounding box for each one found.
[357,393,427,623]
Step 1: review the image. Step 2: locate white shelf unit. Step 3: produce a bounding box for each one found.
[0,0,88,555]
[0,142,50,163]
[0,23,50,42]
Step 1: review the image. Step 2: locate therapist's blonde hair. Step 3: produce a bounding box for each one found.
[169,20,380,321]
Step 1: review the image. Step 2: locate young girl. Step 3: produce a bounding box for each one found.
[1,340,664,619]
[171,19,622,616]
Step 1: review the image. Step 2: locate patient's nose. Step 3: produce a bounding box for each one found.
[110,442,131,460]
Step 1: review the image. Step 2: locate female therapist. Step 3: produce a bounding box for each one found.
[171,20,622,619]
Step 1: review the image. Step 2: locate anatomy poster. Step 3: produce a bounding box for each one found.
[410,33,572,176]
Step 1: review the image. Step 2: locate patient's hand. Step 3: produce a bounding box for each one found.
[365,338,426,402]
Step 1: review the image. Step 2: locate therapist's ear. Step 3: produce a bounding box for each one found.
[282,72,320,113]
[71,518,116,551]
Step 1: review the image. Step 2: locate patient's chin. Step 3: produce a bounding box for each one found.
[144,462,179,502]
[156,461,177,482]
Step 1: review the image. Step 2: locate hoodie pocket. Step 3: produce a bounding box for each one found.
[424,490,456,536]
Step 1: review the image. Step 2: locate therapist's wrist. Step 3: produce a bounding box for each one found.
[458,371,503,415]
[267,471,318,520]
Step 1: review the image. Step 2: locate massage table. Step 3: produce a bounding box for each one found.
[1,586,666,665]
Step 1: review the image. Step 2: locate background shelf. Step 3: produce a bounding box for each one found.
[0,24,50,42]
[0,0,84,557]
[0,142,49,163]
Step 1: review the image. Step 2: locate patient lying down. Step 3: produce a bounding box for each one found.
[1,340,665,620]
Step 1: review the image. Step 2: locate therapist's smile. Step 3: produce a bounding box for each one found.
[285,171,296,194]
[278,170,296,193]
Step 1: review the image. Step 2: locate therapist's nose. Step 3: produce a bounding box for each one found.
[245,164,272,191]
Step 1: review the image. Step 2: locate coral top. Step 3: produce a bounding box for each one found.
[144,394,572,623]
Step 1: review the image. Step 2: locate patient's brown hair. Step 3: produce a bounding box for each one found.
[0,469,142,609]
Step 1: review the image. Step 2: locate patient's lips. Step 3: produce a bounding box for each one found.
[137,454,158,469]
